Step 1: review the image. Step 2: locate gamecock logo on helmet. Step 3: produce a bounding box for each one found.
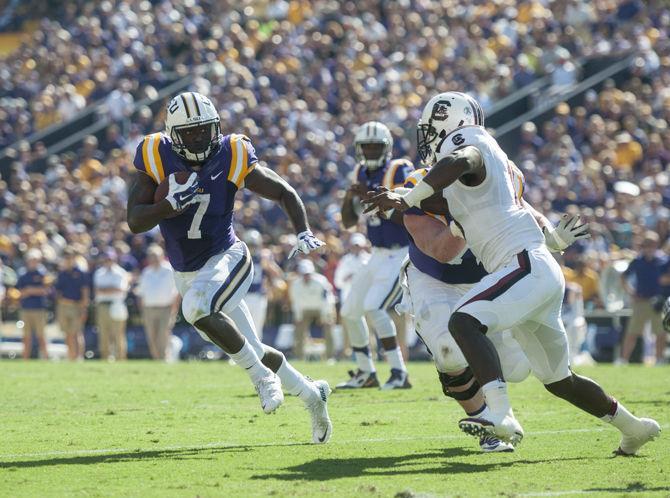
[431,101,451,121]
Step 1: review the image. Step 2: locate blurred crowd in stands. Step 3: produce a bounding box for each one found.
[1,0,664,146]
[0,0,669,361]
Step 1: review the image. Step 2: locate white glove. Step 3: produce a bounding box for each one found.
[166,172,199,211]
[288,230,325,258]
[543,214,590,252]
[394,258,413,316]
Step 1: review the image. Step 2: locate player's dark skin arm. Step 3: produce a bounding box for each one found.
[126,172,175,233]
[244,165,311,233]
[341,183,367,229]
[363,147,485,214]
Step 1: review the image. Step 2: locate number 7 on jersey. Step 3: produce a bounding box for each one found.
[187,194,210,239]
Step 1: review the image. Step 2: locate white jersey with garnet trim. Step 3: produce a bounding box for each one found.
[437,125,544,273]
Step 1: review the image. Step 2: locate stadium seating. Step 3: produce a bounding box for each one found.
[0,0,668,359]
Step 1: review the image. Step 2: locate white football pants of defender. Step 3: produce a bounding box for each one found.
[405,263,530,382]
[455,244,570,385]
[340,246,405,355]
[245,292,268,341]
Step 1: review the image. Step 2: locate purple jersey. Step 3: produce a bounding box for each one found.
[404,169,488,285]
[133,132,258,271]
[355,158,413,248]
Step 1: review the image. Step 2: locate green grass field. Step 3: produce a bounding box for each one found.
[0,361,667,498]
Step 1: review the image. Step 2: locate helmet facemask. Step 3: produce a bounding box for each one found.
[170,120,221,163]
[416,122,440,166]
[355,140,390,170]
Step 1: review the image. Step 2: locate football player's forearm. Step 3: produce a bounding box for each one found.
[341,194,358,228]
[279,187,309,233]
[403,214,465,263]
[127,201,173,233]
[387,208,404,225]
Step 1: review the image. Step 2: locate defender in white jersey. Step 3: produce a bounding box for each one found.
[365,92,660,455]
[400,167,531,453]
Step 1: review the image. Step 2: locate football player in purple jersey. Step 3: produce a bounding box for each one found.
[127,91,332,444]
[338,121,414,390]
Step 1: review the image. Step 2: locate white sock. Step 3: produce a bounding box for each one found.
[385,346,406,372]
[352,345,375,373]
[343,315,375,372]
[229,340,271,384]
[600,399,639,433]
[481,379,510,417]
[277,358,317,403]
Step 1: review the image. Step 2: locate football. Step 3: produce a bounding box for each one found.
[154,171,194,218]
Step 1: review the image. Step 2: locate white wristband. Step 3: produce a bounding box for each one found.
[403,181,435,208]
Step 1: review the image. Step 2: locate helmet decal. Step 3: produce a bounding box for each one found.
[431,100,452,122]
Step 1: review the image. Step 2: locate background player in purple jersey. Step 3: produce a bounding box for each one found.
[126,91,332,444]
[338,121,414,390]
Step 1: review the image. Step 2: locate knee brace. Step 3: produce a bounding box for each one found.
[544,371,575,398]
[438,367,481,401]
[366,309,396,339]
[448,311,488,340]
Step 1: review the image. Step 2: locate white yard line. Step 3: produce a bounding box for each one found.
[0,426,633,461]
[521,492,593,497]
[520,491,642,497]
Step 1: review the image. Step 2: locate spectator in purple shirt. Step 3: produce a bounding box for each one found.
[55,248,90,361]
[15,249,50,360]
[618,232,668,364]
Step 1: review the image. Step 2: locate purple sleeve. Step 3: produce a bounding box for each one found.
[132,140,148,174]
[243,137,258,167]
[394,161,414,186]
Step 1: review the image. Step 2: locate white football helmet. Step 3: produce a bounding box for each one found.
[354,121,393,170]
[165,91,221,162]
[417,92,484,165]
